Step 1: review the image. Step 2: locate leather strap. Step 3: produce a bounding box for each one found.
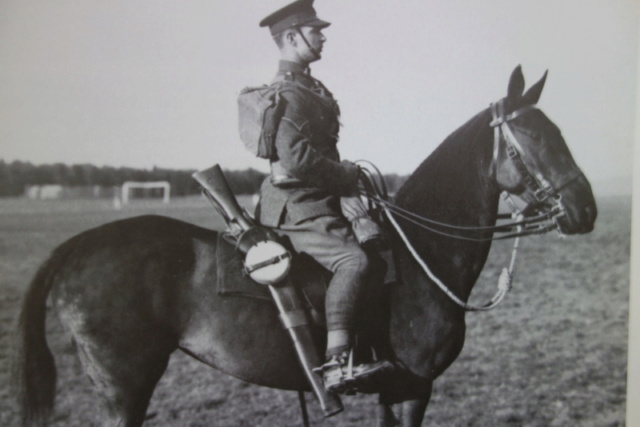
[279,309,310,329]
[244,252,292,274]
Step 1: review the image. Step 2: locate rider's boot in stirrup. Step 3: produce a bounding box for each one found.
[314,350,395,394]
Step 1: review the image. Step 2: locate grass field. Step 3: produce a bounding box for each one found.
[0,194,630,426]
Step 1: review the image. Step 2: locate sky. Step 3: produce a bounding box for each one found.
[0,0,638,183]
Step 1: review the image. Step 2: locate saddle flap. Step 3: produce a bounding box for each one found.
[216,233,271,301]
[216,233,329,311]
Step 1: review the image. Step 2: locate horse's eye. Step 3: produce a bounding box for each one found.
[514,127,540,140]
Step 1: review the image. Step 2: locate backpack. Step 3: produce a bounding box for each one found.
[237,81,287,159]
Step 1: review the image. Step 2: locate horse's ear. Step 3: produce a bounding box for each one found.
[521,70,548,105]
[507,65,525,100]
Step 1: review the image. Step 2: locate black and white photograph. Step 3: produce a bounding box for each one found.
[1,1,637,426]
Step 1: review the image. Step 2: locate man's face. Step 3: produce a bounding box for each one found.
[296,26,326,63]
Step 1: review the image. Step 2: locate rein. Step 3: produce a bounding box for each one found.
[366,194,561,242]
[355,100,573,311]
[358,163,519,311]
[384,205,517,311]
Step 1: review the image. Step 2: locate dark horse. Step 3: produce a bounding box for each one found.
[16,67,596,426]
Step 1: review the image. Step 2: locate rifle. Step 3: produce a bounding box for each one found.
[192,164,344,418]
[192,164,254,233]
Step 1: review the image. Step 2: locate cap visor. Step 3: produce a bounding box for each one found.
[304,18,331,28]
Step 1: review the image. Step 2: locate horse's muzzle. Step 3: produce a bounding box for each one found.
[554,176,597,235]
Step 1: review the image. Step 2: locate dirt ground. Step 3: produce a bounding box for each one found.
[0,195,629,426]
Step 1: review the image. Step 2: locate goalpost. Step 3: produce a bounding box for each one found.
[121,181,170,205]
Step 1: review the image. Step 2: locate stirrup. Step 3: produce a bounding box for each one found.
[313,350,395,395]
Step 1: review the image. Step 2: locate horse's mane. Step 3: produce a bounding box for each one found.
[396,107,494,207]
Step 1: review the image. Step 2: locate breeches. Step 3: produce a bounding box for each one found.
[277,215,370,331]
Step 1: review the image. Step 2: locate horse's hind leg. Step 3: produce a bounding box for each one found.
[71,332,173,427]
[57,288,177,427]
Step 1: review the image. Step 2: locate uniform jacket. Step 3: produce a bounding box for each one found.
[258,60,359,227]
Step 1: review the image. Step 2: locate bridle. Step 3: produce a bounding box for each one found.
[357,99,585,311]
[489,98,584,236]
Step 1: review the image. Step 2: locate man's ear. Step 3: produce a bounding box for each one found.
[285,30,297,47]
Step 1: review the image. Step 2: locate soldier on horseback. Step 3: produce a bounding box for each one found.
[251,0,394,394]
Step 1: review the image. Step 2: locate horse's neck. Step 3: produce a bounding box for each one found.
[386,110,501,376]
[393,109,500,314]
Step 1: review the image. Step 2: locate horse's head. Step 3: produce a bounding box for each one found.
[492,66,597,235]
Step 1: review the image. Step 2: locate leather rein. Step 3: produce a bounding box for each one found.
[357,100,582,311]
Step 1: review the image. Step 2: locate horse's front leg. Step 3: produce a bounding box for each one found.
[399,396,431,427]
[376,403,400,427]
[376,381,432,427]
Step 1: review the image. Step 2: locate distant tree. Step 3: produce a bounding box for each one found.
[80,163,96,185]
[95,166,118,187]
[10,161,36,195]
[0,160,16,196]
[225,168,266,195]
[167,169,199,196]
[0,160,266,198]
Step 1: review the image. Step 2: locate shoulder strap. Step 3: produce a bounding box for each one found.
[273,79,339,114]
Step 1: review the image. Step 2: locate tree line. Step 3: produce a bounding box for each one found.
[0,160,407,198]
[0,160,266,197]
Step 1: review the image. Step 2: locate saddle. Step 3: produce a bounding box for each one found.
[216,232,396,324]
[216,232,331,326]
[216,233,429,402]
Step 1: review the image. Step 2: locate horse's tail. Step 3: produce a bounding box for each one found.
[15,244,68,426]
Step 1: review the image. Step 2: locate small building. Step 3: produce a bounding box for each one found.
[25,185,64,200]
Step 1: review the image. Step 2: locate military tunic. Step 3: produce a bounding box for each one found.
[258,60,360,227]
[257,60,369,332]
